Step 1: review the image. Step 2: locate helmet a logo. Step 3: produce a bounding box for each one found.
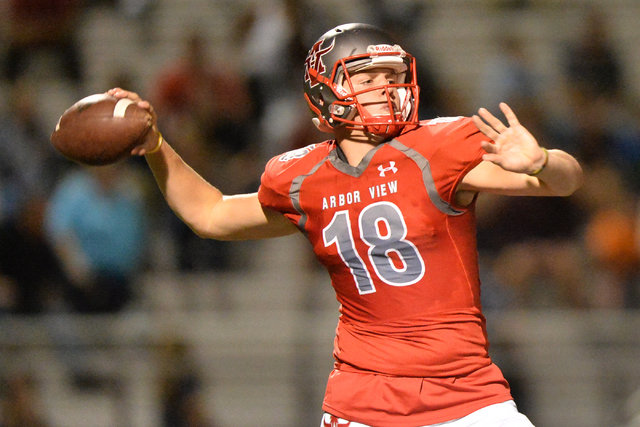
[304,38,335,87]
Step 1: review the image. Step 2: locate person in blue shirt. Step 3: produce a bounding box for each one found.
[45,162,148,313]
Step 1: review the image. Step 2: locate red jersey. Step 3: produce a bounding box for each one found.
[258,117,512,426]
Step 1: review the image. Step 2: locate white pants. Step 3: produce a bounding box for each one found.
[321,400,535,427]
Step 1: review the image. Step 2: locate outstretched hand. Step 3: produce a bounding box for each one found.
[472,103,546,175]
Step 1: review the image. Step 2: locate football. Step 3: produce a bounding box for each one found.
[50,93,153,165]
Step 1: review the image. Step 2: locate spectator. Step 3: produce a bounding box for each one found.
[0,81,71,314]
[577,161,640,309]
[156,338,217,427]
[42,162,149,388]
[477,33,540,113]
[0,196,70,314]
[0,373,50,427]
[151,29,254,157]
[1,0,84,83]
[234,1,297,125]
[483,239,587,309]
[0,80,67,223]
[584,206,640,308]
[564,8,623,100]
[45,163,148,313]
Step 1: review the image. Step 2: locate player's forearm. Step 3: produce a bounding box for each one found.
[145,140,223,236]
[534,149,583,196]
[144,138,298,241]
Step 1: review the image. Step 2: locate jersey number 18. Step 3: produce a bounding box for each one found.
[322,201,425,294]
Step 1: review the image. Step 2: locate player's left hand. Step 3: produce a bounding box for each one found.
[472,102,546,175]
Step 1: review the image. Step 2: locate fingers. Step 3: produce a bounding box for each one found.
[480,140,497,153]
[480,140,504,166]
[107,87,156,119]
[131,125,160,156]
[477,107,508,133]
[107,87,141,102]
[105,88,161,158]
[474,103,519,129]
[499,102,520,126]
[472,114,500,140]
[137,100,151,110]
[481,152,502,164]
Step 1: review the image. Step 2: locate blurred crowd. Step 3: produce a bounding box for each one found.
[0,0,639,424]
[0,1,639,311]
[0,1,636,315]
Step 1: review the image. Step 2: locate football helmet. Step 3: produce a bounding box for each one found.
[303,23,420,139]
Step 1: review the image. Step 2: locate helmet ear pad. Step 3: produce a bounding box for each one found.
[307,84,358,133]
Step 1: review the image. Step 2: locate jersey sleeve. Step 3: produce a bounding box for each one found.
[258,155,296,216]
[258,142,329,223]
[426,117,486,206]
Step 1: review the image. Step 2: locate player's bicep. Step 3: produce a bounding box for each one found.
[202,193,298,241]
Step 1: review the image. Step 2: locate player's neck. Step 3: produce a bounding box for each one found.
[336,132,386,167]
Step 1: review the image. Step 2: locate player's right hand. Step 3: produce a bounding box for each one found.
[107,88,161,156]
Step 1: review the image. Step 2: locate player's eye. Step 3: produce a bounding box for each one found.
[387,74,402,84]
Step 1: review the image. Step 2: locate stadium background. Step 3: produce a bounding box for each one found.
[1,0,639,426]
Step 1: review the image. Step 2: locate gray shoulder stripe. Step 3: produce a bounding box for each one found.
[289,156,329,231]
[388,139,464,216]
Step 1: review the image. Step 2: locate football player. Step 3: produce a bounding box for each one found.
[111,22,582,427]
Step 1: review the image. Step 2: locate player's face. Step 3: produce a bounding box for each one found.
[347,67,404,119]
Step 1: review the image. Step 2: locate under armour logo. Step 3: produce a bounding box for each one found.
[378,161,398,177]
